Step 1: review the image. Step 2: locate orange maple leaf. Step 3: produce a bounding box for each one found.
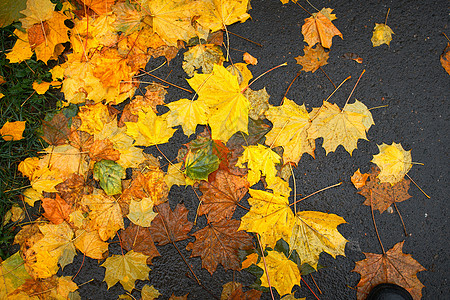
[302,8,343,49]
[42,194,72,224]
[353,241,425,300]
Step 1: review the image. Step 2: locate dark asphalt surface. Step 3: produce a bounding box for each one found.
[68,1,449,299]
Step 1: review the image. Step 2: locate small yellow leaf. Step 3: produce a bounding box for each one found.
[125,110,175,146]
[371,23,394,47]
[371,142,412,185]
[0,121,26,141]
[101,250,150,292]
[257,250,300,297]
[141,285,162,300]
[6,29,33,63]
[22,187,42,206]
[127,197,158,227]
[164,162,186,189]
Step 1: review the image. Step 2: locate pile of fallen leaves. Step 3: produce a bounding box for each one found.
[0,0,438,299]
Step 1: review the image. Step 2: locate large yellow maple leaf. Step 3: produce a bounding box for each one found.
[82,191,125,241]
[166,98,209,137]
[33,11,69,64]
[78,103,113,135]
[101,250,150,292]
[19,0,55,29]
[289,211,347,269]
[265,98,315,164]
[257,250,301,297]
[125,110,175,146]
[371,142,412,185]
[196,0,251,32]
[30,222,76,277]
[74,229,109,260]
[141,0,197,46]
[239,189,295,248]
[236,144,281,186]
[127,197,158,227]
[308,100,373,155]
[187,64,250,142]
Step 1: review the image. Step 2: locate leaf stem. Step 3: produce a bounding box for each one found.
[138,69,193,93]
[256,234,275,300]
[370,190,386,255]
[310,273,322,294]
[319,66,336,89]
[283,71,301,102]
[227,30,263,47]
[342,69,365,112]
[301,277,320,300]
[393,203,408,236]
[289,182,342,207]
[385,8,391,25]
[405,173,430,198]
[242,62,288,93]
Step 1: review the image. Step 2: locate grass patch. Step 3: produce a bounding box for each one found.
[0,25,59,259]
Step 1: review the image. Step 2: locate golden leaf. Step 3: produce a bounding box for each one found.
[127,197,158,227]
[302,8,343,48]
[125,110,175,146]
[289,211,347,269]
[371,142,412,185]
[166,98,209,137]
[0,121,26,141]
[257,250,300,297]
[19,0,55,29]
[265,98,315,164]
[371,23,394,47]
[6,29,33,63]
[101,250,150,292]
[239,189,295,248]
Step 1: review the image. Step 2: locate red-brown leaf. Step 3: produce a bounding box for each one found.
[120,223,160,265]
[187,219,253,274]
[149,203,193,246]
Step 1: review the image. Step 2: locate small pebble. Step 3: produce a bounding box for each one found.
[387,206,394,214]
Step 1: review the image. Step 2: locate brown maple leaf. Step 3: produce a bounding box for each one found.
[149,203,193,246]
[221,282,262,300]
[295,44,329,72]
[121,169,169,206]
[68,130,94,152]
[353,241,425,300]
[187,219,253,274]
[120,223,160,265]
[42,194,72,224]
[358,167,412,213]
[197,170,249,222]
[56,173,92,206]
[41,111,71,146]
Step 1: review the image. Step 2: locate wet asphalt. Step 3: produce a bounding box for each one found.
[69,0,449,299]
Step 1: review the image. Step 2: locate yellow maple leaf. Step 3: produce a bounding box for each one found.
[164,162,186,189]
[166,98,209,137]
[371,142,412,185]
[308,100,373,155]
[236,144,281,186]
[265,98,315,164]
[19,0,55,29]
[82,191,125,241]
[30,250,59,278]
[117,147,145,169]
[227,62,253,90]
[125,110,175,146]
[127,197,158,227]
[257,250,301,297]
[78,103,113,135]
[30,166,64,193]
[33,11,69,63]
[18,157,39,179]
[22,187,42,207]
[302,8,343,49]
[0,120,26,141]
[239,189,295,248]
[39,144,90,179]
[31,222,76,276]
[0,252,32,299]
[6,29,33,63]
[101,250,150,292]
[187,64,250,142]
[141,285,162,300]
[372,23,394,47]
[196,0,251,32]
[142,0,197,46]
[289,211,347,269]
[74,229,109,259]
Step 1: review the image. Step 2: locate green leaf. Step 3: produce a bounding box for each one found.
[0,251,32,298]
[185,147,219,181]
[93,160,126,195]
[0,0,26,28]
